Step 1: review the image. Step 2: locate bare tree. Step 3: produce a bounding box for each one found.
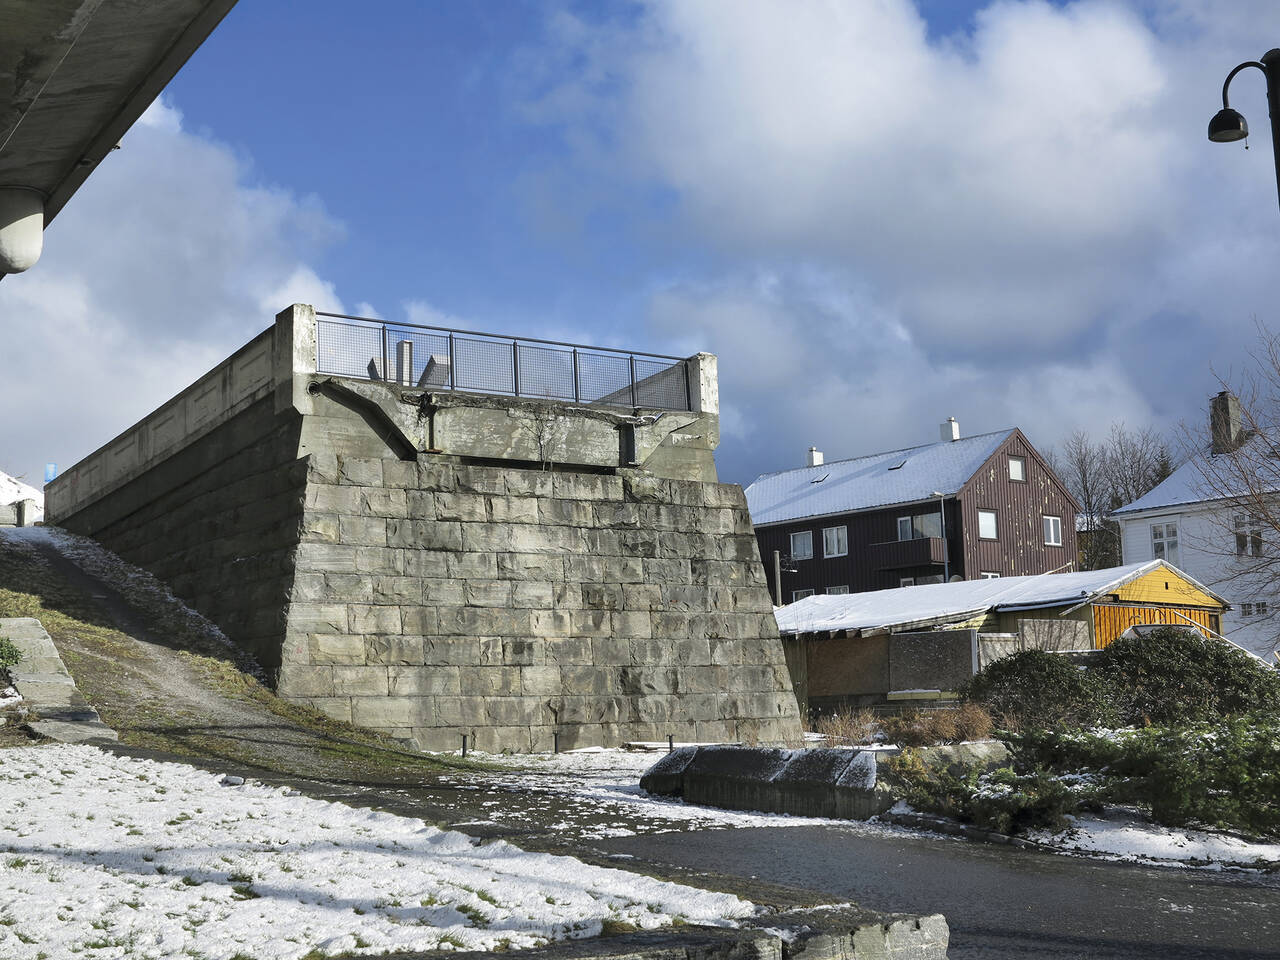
[1106,423,1174,511]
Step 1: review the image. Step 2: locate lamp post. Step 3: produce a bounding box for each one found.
[1208,49,1280,213]
[931,491,949,583]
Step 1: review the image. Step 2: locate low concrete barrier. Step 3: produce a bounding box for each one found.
[642,743,1009,821]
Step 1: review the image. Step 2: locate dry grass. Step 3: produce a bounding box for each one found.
[809,707,880,746]
[879,703,995,747]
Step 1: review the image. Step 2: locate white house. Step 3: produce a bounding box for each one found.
[1112,393,1278,663]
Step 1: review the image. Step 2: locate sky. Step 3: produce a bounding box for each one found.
[4,0,1280,489]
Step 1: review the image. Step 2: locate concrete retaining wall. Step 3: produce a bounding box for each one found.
[47,304,803,749]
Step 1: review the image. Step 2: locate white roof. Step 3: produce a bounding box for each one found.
[773,560,1224,636]
[1111,456,1207,516]
[745,430,1013,526]
[0,470,42,509]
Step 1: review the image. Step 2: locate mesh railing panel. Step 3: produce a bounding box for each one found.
[315,315,692,411]
[516,342,577,401]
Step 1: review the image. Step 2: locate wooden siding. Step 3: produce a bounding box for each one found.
[1113,568,1221,608]
[958,430,1079,578]
[1092,603,1214,648]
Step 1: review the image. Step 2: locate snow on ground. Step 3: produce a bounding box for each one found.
[0,744,755,960]
[1031,814,1280,870]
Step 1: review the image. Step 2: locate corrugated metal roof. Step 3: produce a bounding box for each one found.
[773,560,1225,636]
[744,430,1013,526]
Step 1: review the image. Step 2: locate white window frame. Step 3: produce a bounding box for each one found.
[980,571,1001,579]
[823,525,848,558]
[1043,515,1063,547]
[1235,515,1263,558]
[825,585,849,595]
[1151,522,1179,565]
[897,516,913,541]
[1008,456,1026,482]
[791,588,815,602]
[899,576,916,587]
[978,509,998,540]
[790,530,813,561]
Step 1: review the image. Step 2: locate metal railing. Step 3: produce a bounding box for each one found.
[315,313,693,411]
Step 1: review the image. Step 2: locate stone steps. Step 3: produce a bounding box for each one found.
[1,617,118,743]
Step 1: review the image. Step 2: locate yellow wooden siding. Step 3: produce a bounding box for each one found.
[1113,569,1221,608]
[1092,604,1213,649]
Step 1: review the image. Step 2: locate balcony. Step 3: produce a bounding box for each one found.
[867,537,948,570]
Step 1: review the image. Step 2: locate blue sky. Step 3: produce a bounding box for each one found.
[5,0,1280,489]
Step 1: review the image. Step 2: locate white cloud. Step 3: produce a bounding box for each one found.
[524,0,1280,482]
[0,97,346,485]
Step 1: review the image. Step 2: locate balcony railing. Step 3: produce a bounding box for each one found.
[867,537,948,570]
[315,312,693,411]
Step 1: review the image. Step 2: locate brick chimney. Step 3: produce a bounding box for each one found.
[1210,391,1244,454]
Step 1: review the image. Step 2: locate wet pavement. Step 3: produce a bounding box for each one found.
[595,825,1280,959]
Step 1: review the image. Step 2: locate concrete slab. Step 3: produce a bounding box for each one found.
[2,617,118,744]
[0,617,52,640]
[28,719,118,744]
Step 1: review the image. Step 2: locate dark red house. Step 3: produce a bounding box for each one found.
[745,421,1079,603]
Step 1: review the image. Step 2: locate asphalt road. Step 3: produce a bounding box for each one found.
[597,825,1280,959]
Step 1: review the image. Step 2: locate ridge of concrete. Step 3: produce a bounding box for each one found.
[1,616,118,743]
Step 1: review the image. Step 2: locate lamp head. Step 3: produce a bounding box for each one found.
[1208,107,1249,143]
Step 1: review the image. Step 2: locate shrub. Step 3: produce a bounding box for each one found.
[809,708,878,745]
[1096,627,1280,726]
[878,704,995,747]
[0,637,21,670]
[962,650,1114,729]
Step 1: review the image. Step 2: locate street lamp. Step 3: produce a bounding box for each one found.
[1208,49,1280,213]
[931,491,949,583]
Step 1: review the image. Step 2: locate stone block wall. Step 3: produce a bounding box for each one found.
[278,454,802,751]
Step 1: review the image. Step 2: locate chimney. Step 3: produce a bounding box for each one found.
[940,417,960,442]
[1210,391,1244,454]
[807,446,824,467]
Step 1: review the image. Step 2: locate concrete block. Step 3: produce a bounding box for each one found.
[455,466,506,496]
[348,604,402,634]
[401,606,440,635]
[406,489,436,518]
[622,584,663,611]
[459,665,520,696]
[561,665,616,696]
[402,550,450,578]
[620,528,659,558]
[300,514,339,543]
[582,583,624,611]
[497,552,565,581]
[389,665,461,696]
[612,610,653,639]
[644,558,691,584]
[421,578,466,605]
[288,603,350,634]
[416,460,456,491]
[388,518,463,551]
[603,556,645,583]
[333,666,391,696]
[461,521,514,552]
[304,697,353,723]
[353,546,404,575]
[530,609,572,638]
[276,665,335,698]
[306,452,341,483]
[295,541,357,572]
[365,635,425,665]
[306,633,367,665]
[539,499,594,526]
[663,584,709,612]
[511,581,554,608]
[591,637,633,665]
[444,551,497,579]
[653,612,691,639]
[437,605,531,637]
[422,637,480,665]
[543,637,593,664]
[352,696,429,728]
[464,579,513,607]
[360,487,407,518]
[290,573,328,602]
[594,501,640,528]
[381,459,418,487]
[373,576,422,604]
[434,492,488,522]
[472,724,534,754]
[306,484,364,514]
[502,638,542,666]
[564,555,607,582]
[571,610,612,638]
[520,665,562,695]
[553,473,621,501]
[339,457,383,486]
[488,496,539,524]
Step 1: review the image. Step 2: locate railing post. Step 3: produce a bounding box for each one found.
[629,355,637,407]
[572,348,580,402]
[381,326,389,383]
[512,340,521,397]
[683,360,692,412]
[448,333,456,390]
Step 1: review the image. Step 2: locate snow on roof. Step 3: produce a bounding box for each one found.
[745,429,1013,526]
[1111,438,1280,516]
[773,561,1221,636]
[0,469,42,508]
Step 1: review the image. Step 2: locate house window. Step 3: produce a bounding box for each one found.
[980,571,1001,579]
[897,512,942,541]
[1234,515,1263,557]
[900,577,916,587]
[978,509,998,540]
[1259,601,1270,616]
[790,530,813,560]
[918,574,945,585]
[791,588,815,602]
[826,585,849,595]
[823,525,848,558]
[1242,602,1255,617]
[1151,522,1179,565]
[1009,456,1026,481]
[1043,515,1063,546]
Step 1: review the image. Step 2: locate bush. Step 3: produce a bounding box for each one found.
[879,704,995,747]
[0,637,21,669]
[1096,627,1280,726]
[962,650,1114,729]
[809,708,878,745]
